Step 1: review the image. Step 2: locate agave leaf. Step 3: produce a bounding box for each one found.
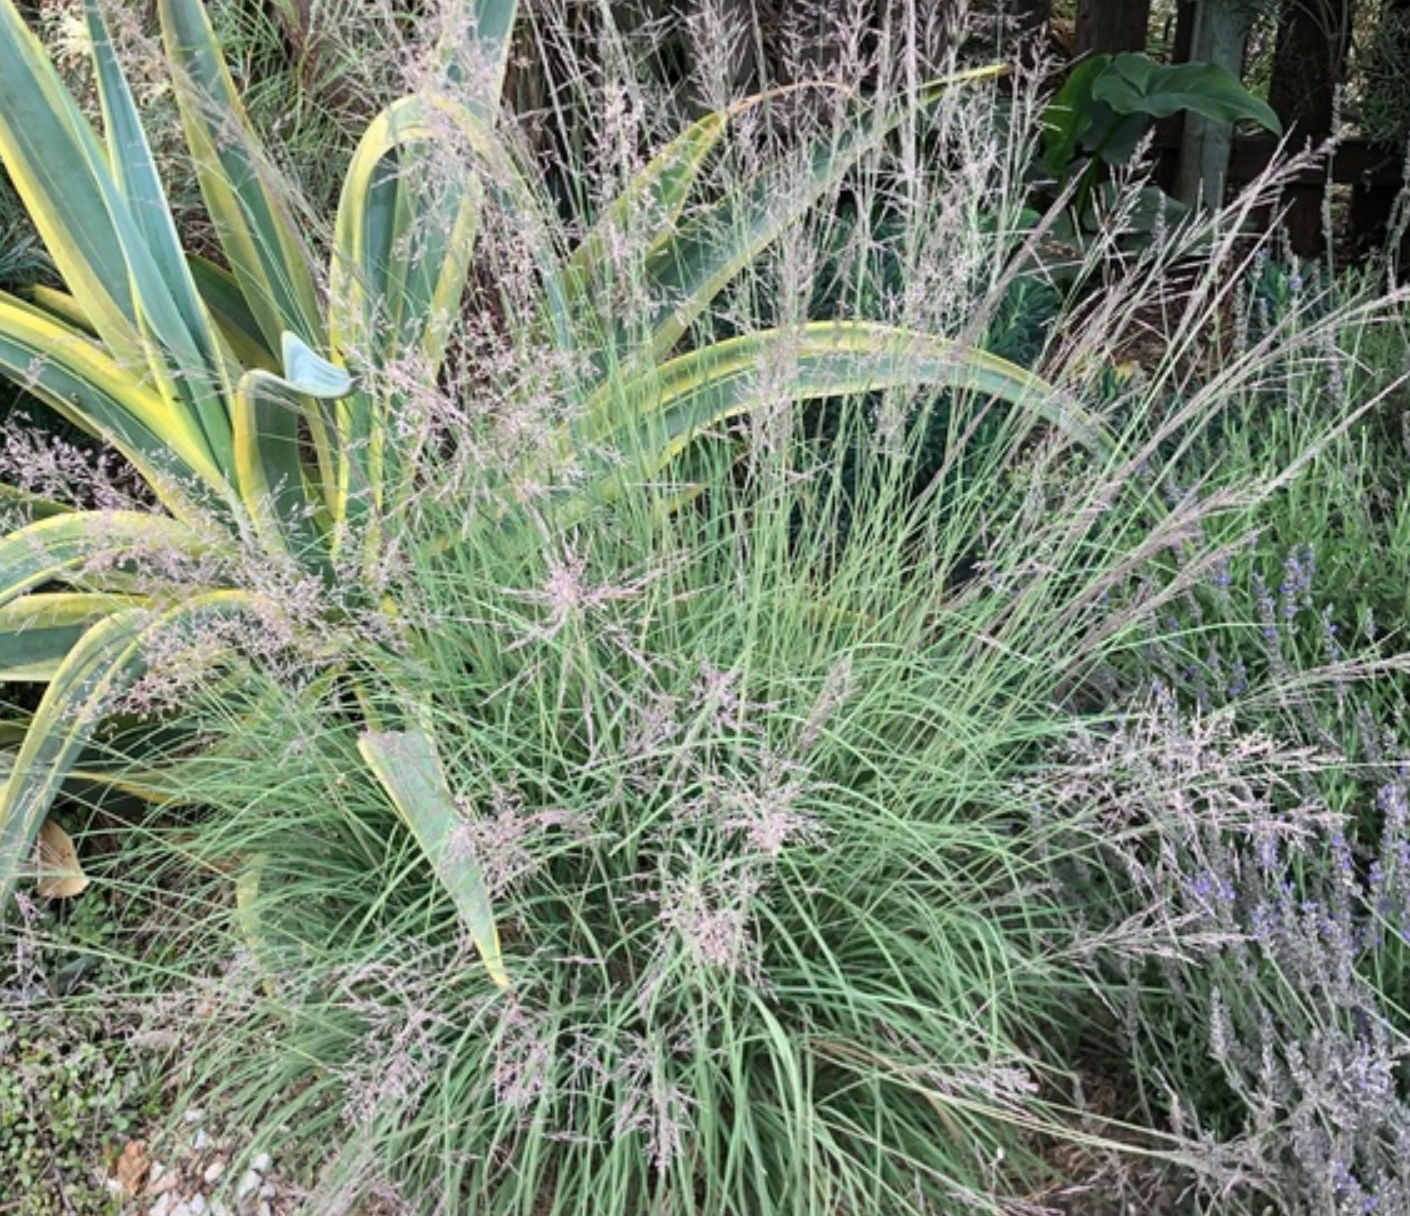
[431,0,520,116]
[231,337,353,561]
[158,0,323,352]
[330,96,483,545]
[575,322,1110,510]
[186,256,278,372]
[0,609,144,907]
[563,109,727,308]
[0,589,266,911]
[21,285,95,336]
[357,728,509,990]
[82,0,235,466]
[0,292,228,510]
[636,64,1008,365]
[0,0,145,364]
[0,484,73,522]
[0,511,208,610]
[333,97,482,380]
[0,592,140,681]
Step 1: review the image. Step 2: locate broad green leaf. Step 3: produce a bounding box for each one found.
[1093,54,1282,133]
[1041,55,1111,176]
[0,592,139,681]
[158,0,323,352]
[357,728,509,990]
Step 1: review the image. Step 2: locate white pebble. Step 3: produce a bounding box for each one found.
[148,1194,175,1216]
[249,1151,272,1175]
[191,1129,214,1151]
[203,1157,226,1184]
[256,1203,272,1216]
[235,1170,262,1201]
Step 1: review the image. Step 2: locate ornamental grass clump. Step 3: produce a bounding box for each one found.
[0,0,1099,990]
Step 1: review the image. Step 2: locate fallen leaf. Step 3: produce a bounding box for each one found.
[36,819,88,898]
[112,1139,149,1195]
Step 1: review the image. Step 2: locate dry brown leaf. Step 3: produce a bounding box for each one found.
[36,819,89,898]
[112,1139,150,1196]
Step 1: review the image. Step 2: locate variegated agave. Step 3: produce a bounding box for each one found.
[0,0,1108,987]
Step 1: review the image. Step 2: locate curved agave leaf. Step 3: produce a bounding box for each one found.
[0,592,140,681]
[0,589,268,911]
[358,728,509,991]
[0,484,73,523]
[561,109,727,310]
[231,336,354,561]
[0,0,144,364]
[0,292,229,512]
[636,64,1009,365]
[157,0,323,352]
[432,0,520,117]
[0,511,209,610]
[330,96,483,548]
[574,321,1112,511]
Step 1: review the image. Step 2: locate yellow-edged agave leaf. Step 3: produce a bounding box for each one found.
[232,335,355,560]
[82,0,235,466]
[0,293,227,507]
[432,0,519,116]
[36,819,87,898]
[575,322,1112,509]
[22,285,95,336]
[0,589,267,911]
[0,484,73,522]
[357,729,509,990]
[186,256,279,372]
[158,0,323,352]
[0,592,141,681]
[333,97,483,378]
[0,609,145,909]
[562,109,727,305]
[0,512,209,609]
[636,64,1010,365]
[0,0,145,365]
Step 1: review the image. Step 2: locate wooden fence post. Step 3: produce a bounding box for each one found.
[1268,0,1357,256]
